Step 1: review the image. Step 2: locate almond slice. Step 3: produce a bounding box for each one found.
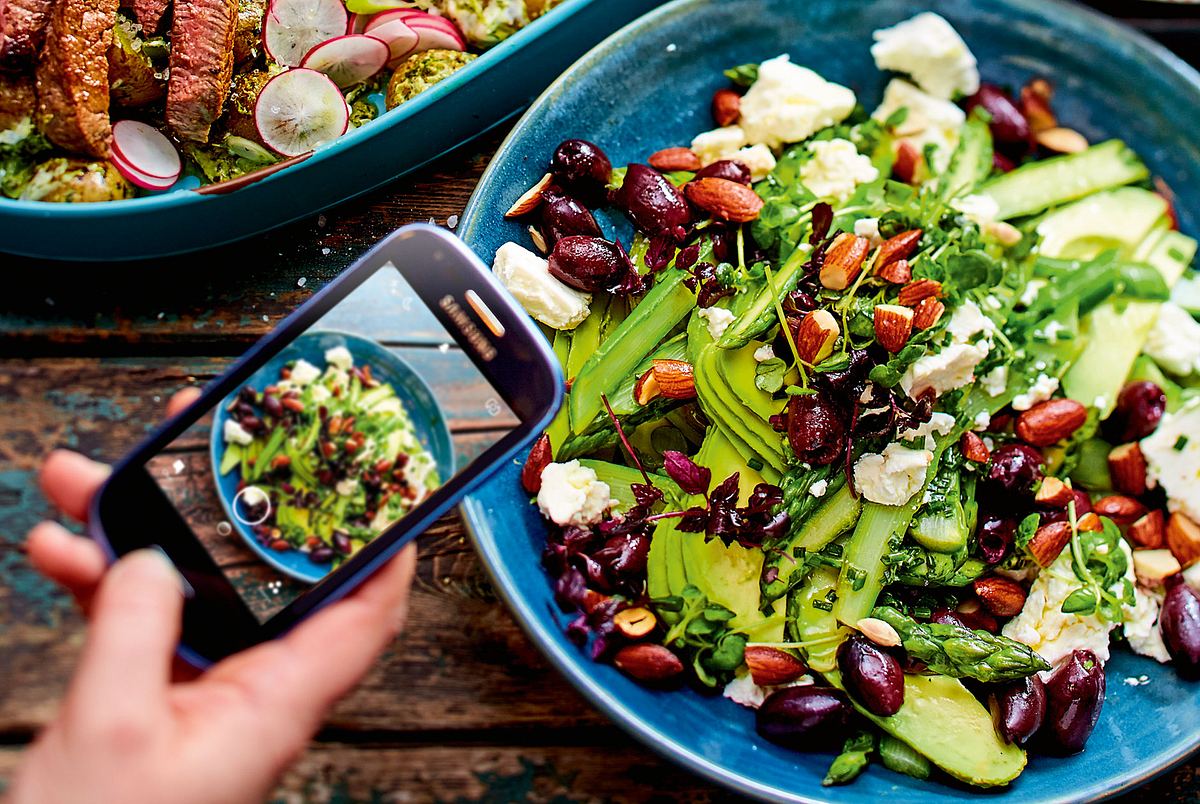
[1028,521,1072,567]
[505,172,554,218]
[649,147,702,172]
[744,646,807,686]
[960,431,990,463]
[1128,509,1165,549]
[1108,442,1148,496]
[876,257,912,285]
[873,304,914,353]
[795,309,840,364]
[1035,476,1072,507]
[897,278,943,307]
[650,359,697,399]
[1167,512,1200,568]
[912,296,945,330]
[875,229,922,269]
[712,87,740,127]
[1036,127,1088,154]
[684,177,763,223]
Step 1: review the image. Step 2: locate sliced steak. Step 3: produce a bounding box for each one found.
[132,0,170,34]
[35,0,118,157]
[166,0,237,143]
[0,0,54,68]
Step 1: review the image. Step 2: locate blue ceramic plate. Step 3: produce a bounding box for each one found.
[210,330,454,582]
[457,0,1200,800]
[0,0,662,261]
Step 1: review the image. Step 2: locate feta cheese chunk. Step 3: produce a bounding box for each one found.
[738,55,856,150]
[493,242,591,330]
[1124,586,1171,663]
[753,344,775,362]
[799,138,879,202]
[981,365,1008,397]
[223,419,254,446]
[698,306,735,339]
[853,443,933,506]
[1142,400,1200,522]
[722,671,812,710]
[854,217,883,247]
[691,125,747,165]
[324,346,353,371]
[871,12,979,100]
[809,479,828,498]
[1145,302,1200,377]
[289,359,321,386]
[946,299,995,342]
[872,79,965,171]
[536,460,612,527]
[899,411,956,450]
[1012,373,1060,411]
[335,478,359,497]
[900,341,989,399]
[734,144,777,180]
[952,193,1000,225]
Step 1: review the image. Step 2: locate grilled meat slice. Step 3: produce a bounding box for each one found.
[0,0,53,68]
[35,0,118,157]
[131,0,169,33]
[166,0,237,142]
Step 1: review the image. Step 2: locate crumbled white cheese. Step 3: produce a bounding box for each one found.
[1018,279,1046,309]
[1145,302,1200,377]
[289,359,321,386]
[691,125,747,165]
[872,79,965,171]
[946,299,996,342]
[738,55,856,149]
[981,365,1008,397]
[1035,320,1067,342]
[853,443,933,506]
[952,193,1000,225]
[899,411,956,450]
[698,306,736,339]
[799,138,879,202]
[335,478,358,497]
[809,479,828,498]
[493,242,591,330]
[223,419,254,446]
[1125,586,1171,663]
[753,344,776,363]
[310,384,331,403]
[240,485,268,507]
[536,460,612,527]
[1012,373,1060,411]
[900,341,990,399]
[722,671,813,709]
[871,12,979,100]
[983,295,1003,311]
[735,144,778,180]
[324,346,353,371]
[973,410,991,431]
[854,217,883,247]
[1142,400,1200,522]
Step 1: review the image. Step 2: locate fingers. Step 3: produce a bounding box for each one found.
[166,386,202,418]
[39,450,110,523]
[70,549,185,715]
[26,522,107,613]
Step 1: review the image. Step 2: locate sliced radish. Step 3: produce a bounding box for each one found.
[346,13,370,33]
[407,20,465,53]
[301,34,388,87]
[110,151,176,191]
[366,18,418,66]
[255,68,350,157]
[111,120,182,181]
[364,8,428,29]
[263,0,348,68]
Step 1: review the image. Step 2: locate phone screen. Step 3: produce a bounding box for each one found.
[144,261,517,623]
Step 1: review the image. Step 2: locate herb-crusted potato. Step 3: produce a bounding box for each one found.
[19,158,134,202]
[385,49,476,109]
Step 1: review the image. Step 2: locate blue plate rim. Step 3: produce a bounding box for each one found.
[457,0,1200,800]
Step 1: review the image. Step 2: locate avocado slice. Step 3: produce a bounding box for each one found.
[1037,187,1166,260]
[787,564,850,673]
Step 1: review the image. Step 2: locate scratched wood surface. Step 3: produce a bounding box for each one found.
[4,4,1200,798]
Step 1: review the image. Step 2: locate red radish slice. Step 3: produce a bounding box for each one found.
[346,13,370,33]
[301,34,388,87]
[263,0,348,67]
[110,151,176,191]
[408,14,464,43]
[110,120,181,181]
[407,20,464,53]
[367,18,418,66]
[364,7,428,29]
[255,68,350,157]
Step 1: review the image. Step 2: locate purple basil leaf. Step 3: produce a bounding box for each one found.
[810,202,833,246]
[676,506,709,532]
[710,473,741,507]
[662,450,711,495]
[675,242,701,272]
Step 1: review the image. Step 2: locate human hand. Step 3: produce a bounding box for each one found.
[10,390,417,804]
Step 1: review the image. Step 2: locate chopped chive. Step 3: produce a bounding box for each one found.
[813,599,834,612]
[822,543,844,558]
[1174,435,1189,452]
[825,589,839,603]
[748,457,765,471]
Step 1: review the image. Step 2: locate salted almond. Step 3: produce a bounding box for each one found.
[897,278,943,307]
[650,359,697,399]
[1133,548,1182,585]
[744,646,807,686]
[1028,521,1072,567]
[613,606,658,639]
[794,309,840,364]
[1077,512,1102,533]
[614,643,683,682]
[712,87,741,127]
[876,257,912,284]
[873,304,914,353]
[875,229,922,269]
[1167,512,1200,568]
[1015,398,1088,447]
[960,431,991,463]
[974,576,1027,618]
[893,140,923,184]
[913,296,945,330]
[856,617,902,647]
[1035,476,1072,507]
[1092,495,1148,527]
[1128,509,1166,549]
[685,177,764,223]
[634,368,661,405]
[505,172,554,218]
[528,224,548,253]
[649,147,702,172]
[819,233,870,290]
[1020,85,1057,133]
[1108,442,1148,496]
[1037,127,1088,154]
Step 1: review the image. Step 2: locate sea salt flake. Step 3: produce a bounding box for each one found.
[297,276,307,287]
[447,215,459,229]
[172,459,185,474]
[666,43,677,52]
[321,247,331,255]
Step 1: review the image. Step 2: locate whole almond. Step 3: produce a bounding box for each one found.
[856,617,902,647]
[960,431,991,463]
[1108,442,1148,496]
[1128,509,1165,549]
[685,177,763,223]
[505,172,554,219]
[521,433,553,494]
[876,257,912,284]
[1035,476,1073,507]
[649,147,702,172]
[650,359,697,399]
[873,304,914,353]
[974,576,1027,617]
[1028,521,1072,567]
[1092,495,1147,526]
[613,606,658,639]
[634,368,660,405]
[893,140,923,184]
[744,645,807,686]
[613,643,684,682]
[897,278,943,307]
[1167,512,1200,568]
[913,296,945,330]
[712,87,741,127]
[794,309,840,364]
[1021,86,1057,133]
[819,233,870,290]
[875,229,922,269]
[1015,398,1088,446]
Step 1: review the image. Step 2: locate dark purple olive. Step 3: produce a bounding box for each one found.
[1044,649,1105,754]
[263,394,284,419]
[238,386,258,405]
[610,163,691,236]
[817,348,871,395]
[977,515,1017,564]
[785,393,846,466]
[756,686,851,747]
[966,84,1030,144]
[838,635,905,717]
[1039,489,1093,526]
[540,192,601,246]
[992,675,1046,745]
[993,151,1016,173]
[695,159,752,184]
[985,443,1044,496]
[550,139,612,199]
[333,530,353,555]
[1105,381,1167,442]
[1160,573,1200,677]
[239,415,264,434]
[547,235,631,292]
[931,605,998,634]
[310,546,336,563]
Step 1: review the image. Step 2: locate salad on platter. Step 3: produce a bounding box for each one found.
[218,343,440,569]
[490,11,1200,789]
[0,0,565,200]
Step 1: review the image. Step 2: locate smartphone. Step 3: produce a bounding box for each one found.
[89,225,562,667]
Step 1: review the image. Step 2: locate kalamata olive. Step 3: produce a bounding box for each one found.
[695,159,752,184]
[929,606,998,633]
[785,393,846,466]
[993,152,1016,172]
[240,415,264,434]
[966,84,1031,144]
[977,515,1017,564]
[540,192,601,246]
[1039,488,1093,525]
[992,675,1046,745]
[263,394,284,419]
[333,530,353,555]
[985,443,1044,496]
[547,235,631,292]
[310,546,336,563]
[817,348,871,394]
[838,634,905,717]
[756,686,851,747]
[550,139,612,199]
[235,401,256,419]
[611,163,691,236]
[1160,573,1200,677]
[1105,381,1167,442]
[1044,649,1106,754]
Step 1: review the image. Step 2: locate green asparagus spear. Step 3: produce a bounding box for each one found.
[871,605,1050,683]
[557,397,684,461]
[885,544,987,587]
[878,734,931,780]
[823,731,875,786]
